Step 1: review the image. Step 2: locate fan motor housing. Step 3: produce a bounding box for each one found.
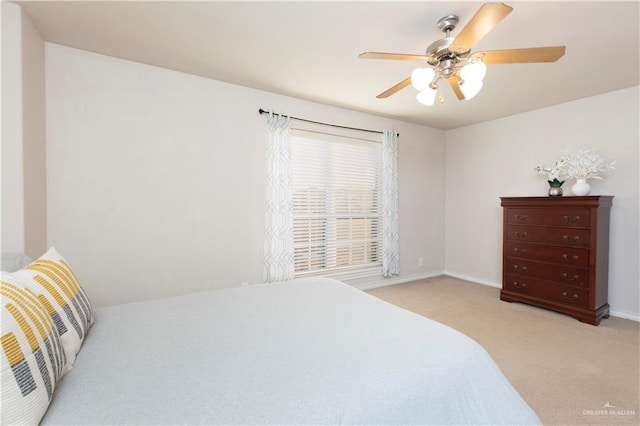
[426,37,454,64]
[426,14,470,66]
[425,37,470,65]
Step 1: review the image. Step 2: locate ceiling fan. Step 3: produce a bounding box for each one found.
[359,3,566,105]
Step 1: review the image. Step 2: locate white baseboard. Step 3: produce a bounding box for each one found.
[444,270,640,323]
[352,270,445,291]
[609,309,640,322]
[443,270,501,289]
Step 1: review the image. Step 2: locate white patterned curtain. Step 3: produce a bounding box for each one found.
[263,112,294,282]
[381,130,400,277]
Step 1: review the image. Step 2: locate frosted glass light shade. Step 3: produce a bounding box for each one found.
[411,68,435,90]
[460,61,487,82]
[416,87,437,106]
[460,80,483,100]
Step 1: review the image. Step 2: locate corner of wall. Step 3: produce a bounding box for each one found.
[21,7,47,258]
[0,3,47,258]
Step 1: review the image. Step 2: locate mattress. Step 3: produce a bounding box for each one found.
[42,277,540,425]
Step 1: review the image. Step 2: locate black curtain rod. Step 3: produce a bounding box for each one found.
[258,108,398,137]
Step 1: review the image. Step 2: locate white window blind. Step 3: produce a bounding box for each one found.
[291,131,382,275]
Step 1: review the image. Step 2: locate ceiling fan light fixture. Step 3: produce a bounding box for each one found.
[459,80,483,100]
[460,61,487,82]
[416,87,437,106]
[360,3,566,104]
[411,67,435,90]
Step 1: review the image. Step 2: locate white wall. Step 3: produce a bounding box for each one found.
[1,2,24,253]
[445,87,640,319]
[45,43,446,307]
[36,41,640,320]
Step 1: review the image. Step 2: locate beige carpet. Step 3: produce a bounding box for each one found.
[367,276,639,426]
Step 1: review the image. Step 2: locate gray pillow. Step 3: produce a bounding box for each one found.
[1,252,33,272]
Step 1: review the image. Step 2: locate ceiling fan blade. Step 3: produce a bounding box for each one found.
[450,3,513,54]
[447,76,465,100]
[478,46,566,64]
[359,52,429,61]
[376,77,412,98]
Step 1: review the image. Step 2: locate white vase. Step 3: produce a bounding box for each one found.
[571,179,591,196]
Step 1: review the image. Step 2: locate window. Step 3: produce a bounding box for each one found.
[291,131,382,275]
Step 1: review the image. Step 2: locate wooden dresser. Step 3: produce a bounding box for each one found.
[500,196,613,325]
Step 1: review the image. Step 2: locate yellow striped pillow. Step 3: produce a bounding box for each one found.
[1,275,67,425]
[11,247,94,370]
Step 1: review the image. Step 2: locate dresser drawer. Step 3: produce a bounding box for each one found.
[506,225,590,248]
[504,274,589,308]
[505,241,589,267]
[506,258,588,287]
[506,208,590,228]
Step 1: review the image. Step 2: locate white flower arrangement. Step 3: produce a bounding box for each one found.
[559,149,615,180]
[534,158,568,185]
[535,149,615,183]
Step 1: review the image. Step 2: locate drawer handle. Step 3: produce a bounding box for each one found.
[513,281,527,289]
[563,215,581,224]
[562,272,579,281]
[562,254,580,262]
[515,214,528,221]
[515,231,528,238]
[513,248,527,255]
[562,292,579,301]
[562,235,580,242]
[513,265,527,272]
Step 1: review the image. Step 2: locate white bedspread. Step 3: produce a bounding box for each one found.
[42,277,540,425]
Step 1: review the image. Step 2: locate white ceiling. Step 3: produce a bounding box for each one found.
[16,1,640,130]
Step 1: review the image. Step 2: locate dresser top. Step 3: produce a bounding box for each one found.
[500,196,614,208]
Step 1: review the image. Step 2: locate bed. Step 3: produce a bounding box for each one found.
[2,249,540,425]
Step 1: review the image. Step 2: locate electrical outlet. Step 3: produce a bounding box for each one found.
[418,257,424,267]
